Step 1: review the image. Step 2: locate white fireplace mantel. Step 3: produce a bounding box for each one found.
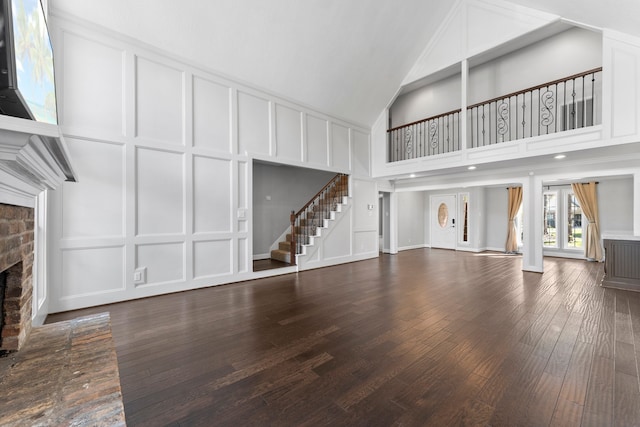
[0,115,75,208]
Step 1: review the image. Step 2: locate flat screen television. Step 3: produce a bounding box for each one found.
[0,0,57,124]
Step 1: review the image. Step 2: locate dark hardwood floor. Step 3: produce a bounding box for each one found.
[252,258,292,272]
[46,249,640,426]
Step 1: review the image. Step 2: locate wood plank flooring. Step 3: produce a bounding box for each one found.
[46,249,640,426]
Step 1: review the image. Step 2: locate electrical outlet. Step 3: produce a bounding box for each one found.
[134,267,147,285]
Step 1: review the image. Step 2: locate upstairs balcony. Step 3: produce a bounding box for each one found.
[388,67,602,163]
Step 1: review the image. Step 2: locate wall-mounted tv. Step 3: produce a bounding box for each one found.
[0,0,57,124]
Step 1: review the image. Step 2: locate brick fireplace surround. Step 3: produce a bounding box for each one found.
[0,203,34,353]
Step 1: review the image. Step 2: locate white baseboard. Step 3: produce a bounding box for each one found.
[456,246,485,253]
[253,253,271,261]
[543,250,585,260]
[398,244,428,252]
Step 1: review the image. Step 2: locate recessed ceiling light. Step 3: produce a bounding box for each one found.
[468,166,477,170]
[554,154,566,159]
[410,174,416,178]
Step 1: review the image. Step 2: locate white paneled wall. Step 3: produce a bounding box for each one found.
[48,15,374,312]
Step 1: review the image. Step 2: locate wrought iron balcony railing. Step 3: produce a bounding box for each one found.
[387,67,602,163]
[388,109,461,162]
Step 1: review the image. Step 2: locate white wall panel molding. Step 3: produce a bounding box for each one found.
[275,103,303,162]
[193,156,232,234]
[135,242,185,286]
[60,246,126,299]
[57,28,126,138]
[237,91,271,156]
[135,55,186,146]
[193,239,233,279]
[603,31,640,140]
[47,13,371,312]
[135,147,185,237]
[302,114,328,166]
[352,130,371,178]
[192,75,232,154]
[61,137,125,239]
[331,123,351,171]
[58,237,125,250]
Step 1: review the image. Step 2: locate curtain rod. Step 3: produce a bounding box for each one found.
[544,181,599,188]
[506,182,599,190]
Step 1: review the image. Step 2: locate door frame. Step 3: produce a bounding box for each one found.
[430,193,457,250]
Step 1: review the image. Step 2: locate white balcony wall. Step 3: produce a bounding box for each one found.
[47,14,373,312]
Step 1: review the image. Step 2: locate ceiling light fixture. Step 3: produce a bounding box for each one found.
[410,174,416,178]
[468,165,476,170]
[554,154,566,159]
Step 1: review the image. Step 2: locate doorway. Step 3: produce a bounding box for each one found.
[379,192,391,253]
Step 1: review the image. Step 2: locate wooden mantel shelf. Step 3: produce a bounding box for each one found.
[0,114,76,208]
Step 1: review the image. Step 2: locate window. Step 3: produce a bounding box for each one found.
[543,192,557,248]
[516,204,524,248]
[461,193,469,243]
[566,193,583,249]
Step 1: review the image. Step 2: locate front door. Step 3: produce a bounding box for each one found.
[431,194,456,249]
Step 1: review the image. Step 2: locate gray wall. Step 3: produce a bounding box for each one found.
[378,192,392,253]
[397,191,426,249]
[390,73,461,128]
[389,27,602,129]
[598,177,634,235]
[469,27,602,105]
[485,187,509,251]
[252,162,335,256]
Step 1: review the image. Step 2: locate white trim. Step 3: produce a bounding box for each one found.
[398,244,429,252]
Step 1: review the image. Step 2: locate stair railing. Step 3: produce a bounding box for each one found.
[290,173,349,265]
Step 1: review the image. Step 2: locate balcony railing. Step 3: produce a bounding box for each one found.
[387,67,602,162]
[388,109,461,163]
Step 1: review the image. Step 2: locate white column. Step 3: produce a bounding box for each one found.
[460,59,468,152]
[634,171,640,235]
[389,191,398,254]
[522,174,544,272]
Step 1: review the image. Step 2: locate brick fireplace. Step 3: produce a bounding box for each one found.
[0,203,35,353]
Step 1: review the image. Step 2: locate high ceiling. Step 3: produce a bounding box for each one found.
[50,0,640,127]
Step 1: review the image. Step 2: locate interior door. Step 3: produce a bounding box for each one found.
[431,194,457,249]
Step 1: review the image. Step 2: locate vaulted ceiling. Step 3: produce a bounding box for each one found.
[50,0,640,127]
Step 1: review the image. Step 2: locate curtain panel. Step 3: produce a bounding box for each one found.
[571,182,603,261]
[505,187,523,253]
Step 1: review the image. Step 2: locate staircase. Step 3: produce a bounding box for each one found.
[270,174,349,265]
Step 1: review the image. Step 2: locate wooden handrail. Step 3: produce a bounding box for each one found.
[387,108,462,133]
[466,67,602,110]
[294,173,347,217]
[290,210,296,266]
